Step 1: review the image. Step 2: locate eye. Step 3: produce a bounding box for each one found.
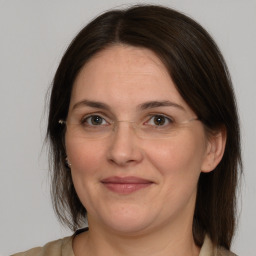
[81,115,108,126]
[145,115,173,127]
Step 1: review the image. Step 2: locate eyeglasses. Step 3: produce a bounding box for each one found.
[59,113,198,140]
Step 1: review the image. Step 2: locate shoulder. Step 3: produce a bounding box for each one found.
[200,235,238,256]
[11,236,74,256]
[215,247,238,256]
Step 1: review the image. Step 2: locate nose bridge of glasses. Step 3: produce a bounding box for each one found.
[110,120,142,140]
[113,120,137,131]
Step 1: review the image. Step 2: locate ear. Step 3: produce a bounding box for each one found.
[201,128,227,173]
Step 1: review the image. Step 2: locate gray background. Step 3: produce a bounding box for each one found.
[0,0,255,255]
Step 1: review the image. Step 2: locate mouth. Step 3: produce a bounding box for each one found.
[101,176,154,194]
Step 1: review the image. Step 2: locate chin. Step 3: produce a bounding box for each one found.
[106,220,153,236]
[96,206,156,235]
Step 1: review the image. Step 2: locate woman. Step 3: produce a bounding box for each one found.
[13,4,241,256]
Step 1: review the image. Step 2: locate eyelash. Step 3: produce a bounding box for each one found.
[145,114,174,127]
[80,113,174,127]
[80,114,110,126]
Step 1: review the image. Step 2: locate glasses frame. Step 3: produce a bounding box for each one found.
[58,116,199,140]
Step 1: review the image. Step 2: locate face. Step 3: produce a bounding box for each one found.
[65,45,213,235]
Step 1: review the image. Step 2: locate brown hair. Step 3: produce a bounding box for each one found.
[47,5,242,249]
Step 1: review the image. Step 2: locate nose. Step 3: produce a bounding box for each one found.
[107,121,144,166]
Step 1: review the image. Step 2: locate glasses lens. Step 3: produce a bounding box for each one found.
[65,117,197,140]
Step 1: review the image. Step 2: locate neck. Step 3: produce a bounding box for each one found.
[73,216,200,256]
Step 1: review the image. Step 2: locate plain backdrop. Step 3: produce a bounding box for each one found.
[0,0,255,255]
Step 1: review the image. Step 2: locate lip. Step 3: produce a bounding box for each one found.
[101,176,154,194]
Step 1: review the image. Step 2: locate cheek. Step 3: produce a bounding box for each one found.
[146,132,207,184]
[65,137,107,209]
[65,136,106,175]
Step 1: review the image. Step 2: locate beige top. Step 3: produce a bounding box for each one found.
[12,235,237,256]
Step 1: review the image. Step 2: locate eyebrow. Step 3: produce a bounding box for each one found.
[72,100,110,111]
[72,99,185,112]
[138,100,185,111]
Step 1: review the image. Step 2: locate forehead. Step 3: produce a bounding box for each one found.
[85,44,166,72]
[70,44,192,113]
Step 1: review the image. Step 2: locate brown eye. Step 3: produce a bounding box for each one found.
[91,116,103,125]
[82,115,107,126]
[145,115,172,127]
[153,115,166,126]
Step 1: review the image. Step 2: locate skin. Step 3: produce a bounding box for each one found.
[65,45,226,256]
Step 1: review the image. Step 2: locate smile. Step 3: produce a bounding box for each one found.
[101,176,154,194]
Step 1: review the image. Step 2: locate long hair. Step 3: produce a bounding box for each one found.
[47,5,242,249]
